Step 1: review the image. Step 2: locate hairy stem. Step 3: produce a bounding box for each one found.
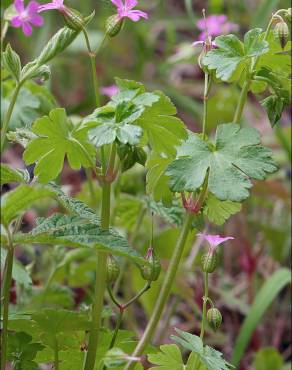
[1,82,22,153]
[1,229,14,370]
[125,213,194,370]
[83,183,111,370]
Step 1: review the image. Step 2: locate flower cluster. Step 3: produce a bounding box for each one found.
[10,0,148,36]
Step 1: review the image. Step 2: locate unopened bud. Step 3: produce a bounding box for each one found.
[105,15,124,37]
[201,248,218,273]
[274,20,289,49]
[106,255,120,285]
[62,8,94,31]
[207,307,222,332]
[141,248,161,282]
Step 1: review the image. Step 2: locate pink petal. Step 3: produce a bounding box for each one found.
[196,18,205,31]
[38,2,59,12]
[11,16,23,27]
[216,15,227,24]
[197,233,234,248]
[111,0,123,9]
[27,0,39,14]
[14,0,25,13]
[22,21,33,36]
[125,0,138,10]
[101,85,119,98]
[30,14,44,26]
[126,9,148,21]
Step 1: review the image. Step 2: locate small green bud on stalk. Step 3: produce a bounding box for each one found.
[207,307,222,332]
[103,348,140,368]
[62,8,93,31]
[106,255,120,285]
[201,248,218,273]
[105,15,124,37]
[274,20,289,49]
[141,247,161,282]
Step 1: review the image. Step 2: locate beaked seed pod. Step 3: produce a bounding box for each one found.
[274,21,289,49]
[207,307,222,332]
[201,249,218,273]
[141,248,161,282]
[106,255,120,285]
[105,15,124,37]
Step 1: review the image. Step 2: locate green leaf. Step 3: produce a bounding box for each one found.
[1,248,32,287]
[49,184,100,225]
[149,199,184,226]
[21,63,51,82]
[171,328,233,370]
[146,154,173,205]
[14,214,145,264]
[166,124,277,202]
[6,128,36,148]
[0,163,30,185]
[231,268,291,367]
[1,184,54,226]
[261,95,288,127]
[253,348,283,370]
[148,344,185,369]
[1,87,40,130]
[85,79,187,155]
[23,108,95,183]
[203,193,241,225]
[7,332,44,370]
[135,91,187,156]
[203,29,269,81]
[2,44,21,81]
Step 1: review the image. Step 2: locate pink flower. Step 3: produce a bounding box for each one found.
[197,14,238,41]
[38,0,66,13]
[197,233,234,251]
[101,85,120,98]
[192,37,216,50]
[11,0,44,36]
[111,0,148,22]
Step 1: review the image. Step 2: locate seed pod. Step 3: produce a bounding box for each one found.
[105,15,124,37]
[106,255,120,285]
[141,248,161,281]
[201,249,218,273]
[207,307,222,332]
[274,21,289,49]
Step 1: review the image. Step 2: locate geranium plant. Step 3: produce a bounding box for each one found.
[1,2,291,370]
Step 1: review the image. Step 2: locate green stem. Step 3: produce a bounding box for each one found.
[232,80,250,124]
[202,73,210,139]
[1,229,14,370]
[125,213,194,370]
[1,82,22,153]
[200,272,209,339]
[83,183,111,370]
[54,338,59,370]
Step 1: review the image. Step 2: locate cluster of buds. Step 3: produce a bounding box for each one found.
[140,247,161,282]
[272,13,290,49]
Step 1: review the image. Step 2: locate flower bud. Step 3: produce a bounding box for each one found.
[62,7,92,31]
[201,248,218,273]
[140,248,161,282]
[274,20,289,49]
[207,307,222,332]
[106,255,120,285]
[105,15,124,38]
[103,348,127,368]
